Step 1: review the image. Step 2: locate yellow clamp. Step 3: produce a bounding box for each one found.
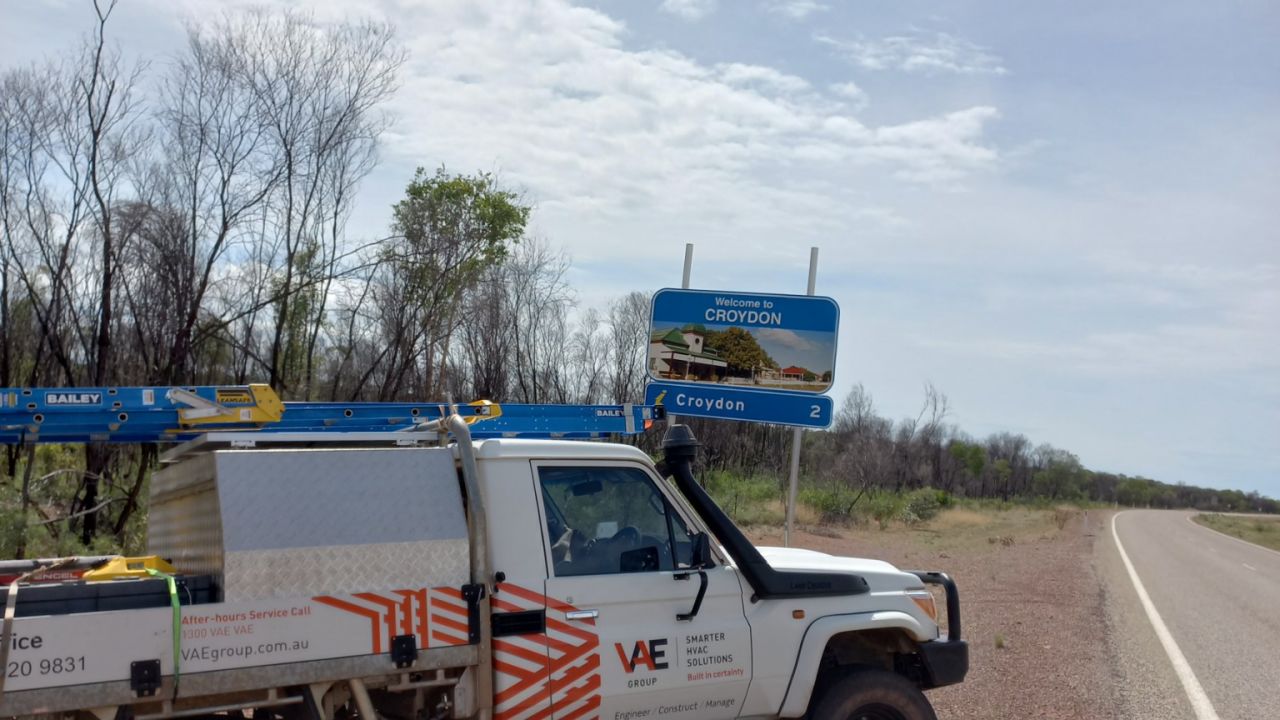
[464,399,502,424]
[84,556,178,581]
[172,384,285,428]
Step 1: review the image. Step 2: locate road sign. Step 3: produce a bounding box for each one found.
[648,288,839,395]
[645,381,833,429]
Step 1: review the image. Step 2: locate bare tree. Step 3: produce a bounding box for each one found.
[606,290,651,403]
[206,10,403,393]
[0,1,148,542]
[507,238,573,403]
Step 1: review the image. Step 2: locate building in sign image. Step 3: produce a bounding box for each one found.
[647,323,833,392]
[648,327,728,381]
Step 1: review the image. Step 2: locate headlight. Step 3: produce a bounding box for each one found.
[907,589,938,622]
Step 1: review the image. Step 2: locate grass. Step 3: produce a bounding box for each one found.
[1193,513,1280,552]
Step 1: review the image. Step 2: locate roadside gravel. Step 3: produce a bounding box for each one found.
[749,509,1123,719]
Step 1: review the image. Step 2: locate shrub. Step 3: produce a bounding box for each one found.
[868,492,903,530]
[904,487,943,524]
[799,486,862,524]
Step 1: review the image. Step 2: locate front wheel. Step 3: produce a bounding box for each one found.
[809,669,938,720]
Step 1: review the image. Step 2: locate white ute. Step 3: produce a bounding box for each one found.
[0,416,967,720]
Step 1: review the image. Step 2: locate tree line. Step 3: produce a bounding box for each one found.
[0,4,1271,558]
[673,384,1278,521]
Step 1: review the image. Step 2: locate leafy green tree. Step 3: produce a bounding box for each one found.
[1116,478,1153,507]
[389,167,528,285]
[374,168,530,398]
[949,442,986,478]
[1032,458,1085,501]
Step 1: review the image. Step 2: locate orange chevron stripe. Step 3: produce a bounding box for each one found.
[526,703,555,720]
[550,655,601,693]
[546,633,598,659]
[495,582,545,606]
[488,582,602,720]
[431,613,469,634]
[493,657,540,683]
[433,600,469,618]
[491,596,530,613]
[545,635,593,671]
[546,617,598,645]
[314,595,384,653]
[555,674,602,719]
[391,589,424,637]
[495,638,550,666]
[355,592,402,648]
[432,630,467,646]
[559,693,601,720]
[499,683,554,720]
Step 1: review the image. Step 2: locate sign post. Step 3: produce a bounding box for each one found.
[669,243,694,428]
[785,247,819,547]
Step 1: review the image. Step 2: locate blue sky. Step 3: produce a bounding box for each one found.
[3,0,1277,496]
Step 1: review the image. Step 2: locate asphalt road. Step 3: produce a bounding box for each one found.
[1101,510,1280,720]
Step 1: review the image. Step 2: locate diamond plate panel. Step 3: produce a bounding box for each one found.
[215,448,467,549]
[223,539,470,601]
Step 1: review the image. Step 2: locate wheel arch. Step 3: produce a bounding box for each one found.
[777,611,931,718]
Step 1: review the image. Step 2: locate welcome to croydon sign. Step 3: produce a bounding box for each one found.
[644,289,838,428]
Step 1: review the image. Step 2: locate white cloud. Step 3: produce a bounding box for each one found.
[126,0,1002,261]
[765,0,828,20]
[716,62,811,93]
[829,81,868,111]
[660,0,717,21]
[376,0,1000,235]
[818,30,1007,75]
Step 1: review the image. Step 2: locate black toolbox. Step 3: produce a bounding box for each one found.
[0,575,218,617]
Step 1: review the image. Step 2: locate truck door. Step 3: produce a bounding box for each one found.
[535,462,752,720]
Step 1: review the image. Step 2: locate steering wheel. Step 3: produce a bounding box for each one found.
[610,525,641,546]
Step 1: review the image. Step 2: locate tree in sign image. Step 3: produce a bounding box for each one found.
[707,327,777,378]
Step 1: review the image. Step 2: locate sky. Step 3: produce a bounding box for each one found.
[2,0,1277,496]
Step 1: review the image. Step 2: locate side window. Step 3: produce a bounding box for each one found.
[539,466,700,577]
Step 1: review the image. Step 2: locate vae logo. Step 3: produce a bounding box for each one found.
[614,638,669,673]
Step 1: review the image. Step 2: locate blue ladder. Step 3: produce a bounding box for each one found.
[0,385,662,444]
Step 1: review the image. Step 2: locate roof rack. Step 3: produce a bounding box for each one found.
[0,385,663,445]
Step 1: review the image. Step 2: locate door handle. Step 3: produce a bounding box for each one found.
[565,609,599,621]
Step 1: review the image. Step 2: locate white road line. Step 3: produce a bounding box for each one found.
[1185,514,1280,559]
[1113,512,1221,720]
[1243,563,1257,572]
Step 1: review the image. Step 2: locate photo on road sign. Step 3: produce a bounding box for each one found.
[648,289,839,395]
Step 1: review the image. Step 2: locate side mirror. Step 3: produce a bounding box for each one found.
[691,532,713,569]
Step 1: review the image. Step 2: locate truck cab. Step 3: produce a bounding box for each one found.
[478,425,967,720]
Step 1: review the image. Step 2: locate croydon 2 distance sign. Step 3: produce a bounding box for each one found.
[644,288,838,428]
